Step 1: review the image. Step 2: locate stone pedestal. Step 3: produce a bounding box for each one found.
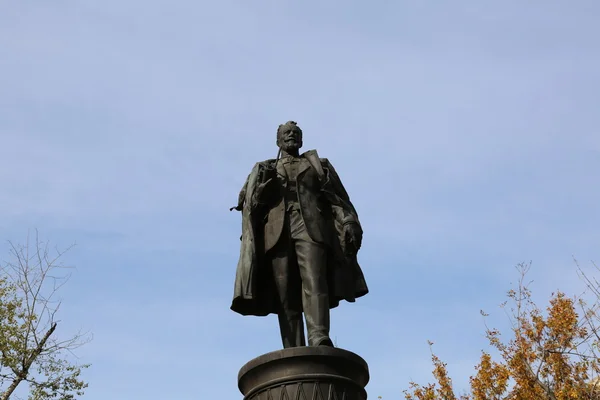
[238,347,369,400]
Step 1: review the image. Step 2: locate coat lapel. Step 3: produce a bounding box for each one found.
[276,150,319,182]
[296,159,311,178]
[303,150,324,179]
[276,159,288,186]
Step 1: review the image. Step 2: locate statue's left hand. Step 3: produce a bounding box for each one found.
[343,223,362,254]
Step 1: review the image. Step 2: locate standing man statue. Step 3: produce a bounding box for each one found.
[230,121,368,348]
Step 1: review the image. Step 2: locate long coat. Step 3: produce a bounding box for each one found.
[231,149,368,317]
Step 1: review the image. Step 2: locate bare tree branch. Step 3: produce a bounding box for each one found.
[0,232,90,400]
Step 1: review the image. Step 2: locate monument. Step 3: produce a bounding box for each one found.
[230,121,370,399]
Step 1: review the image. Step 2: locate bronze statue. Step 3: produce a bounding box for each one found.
[230,121,368,348]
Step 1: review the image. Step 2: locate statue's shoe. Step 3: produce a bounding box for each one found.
[316,337,334,347]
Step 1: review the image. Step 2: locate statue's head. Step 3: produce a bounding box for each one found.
[276,121,303,153]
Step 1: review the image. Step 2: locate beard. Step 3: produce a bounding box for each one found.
[278,139,302,154]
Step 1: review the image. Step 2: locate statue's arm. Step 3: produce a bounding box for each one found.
[229,161,276,212]
[331,203,360,228]
[320,159,361,229]
[251,161,277,208]
[232,162,264,212]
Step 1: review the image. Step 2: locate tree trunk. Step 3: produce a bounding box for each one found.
[1,377,24,400]
[1,322,57,400]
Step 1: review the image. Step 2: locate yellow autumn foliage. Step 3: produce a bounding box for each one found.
[404,263,600,400]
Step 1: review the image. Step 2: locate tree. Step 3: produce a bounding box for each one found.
[403,262,600,400]
[0,232,90,400]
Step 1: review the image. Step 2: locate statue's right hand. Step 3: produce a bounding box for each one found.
[259,166,276,182]
[254,178,275,204]
[257,178,274,192]
[229,204,243,212]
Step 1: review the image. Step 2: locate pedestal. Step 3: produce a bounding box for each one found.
[238,347,369,400]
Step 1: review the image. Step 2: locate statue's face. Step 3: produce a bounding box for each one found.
[277,126,303,153]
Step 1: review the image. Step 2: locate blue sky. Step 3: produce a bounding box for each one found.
[1,0,599,398]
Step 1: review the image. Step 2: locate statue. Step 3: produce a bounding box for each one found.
[230,121,368,349]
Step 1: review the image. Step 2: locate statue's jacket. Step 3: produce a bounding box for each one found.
[231,150,368,317]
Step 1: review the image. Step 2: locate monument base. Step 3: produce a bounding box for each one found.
[238,347,369,400]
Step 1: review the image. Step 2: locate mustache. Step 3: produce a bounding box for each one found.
[280,141,302,149]
[279,136,301,143]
